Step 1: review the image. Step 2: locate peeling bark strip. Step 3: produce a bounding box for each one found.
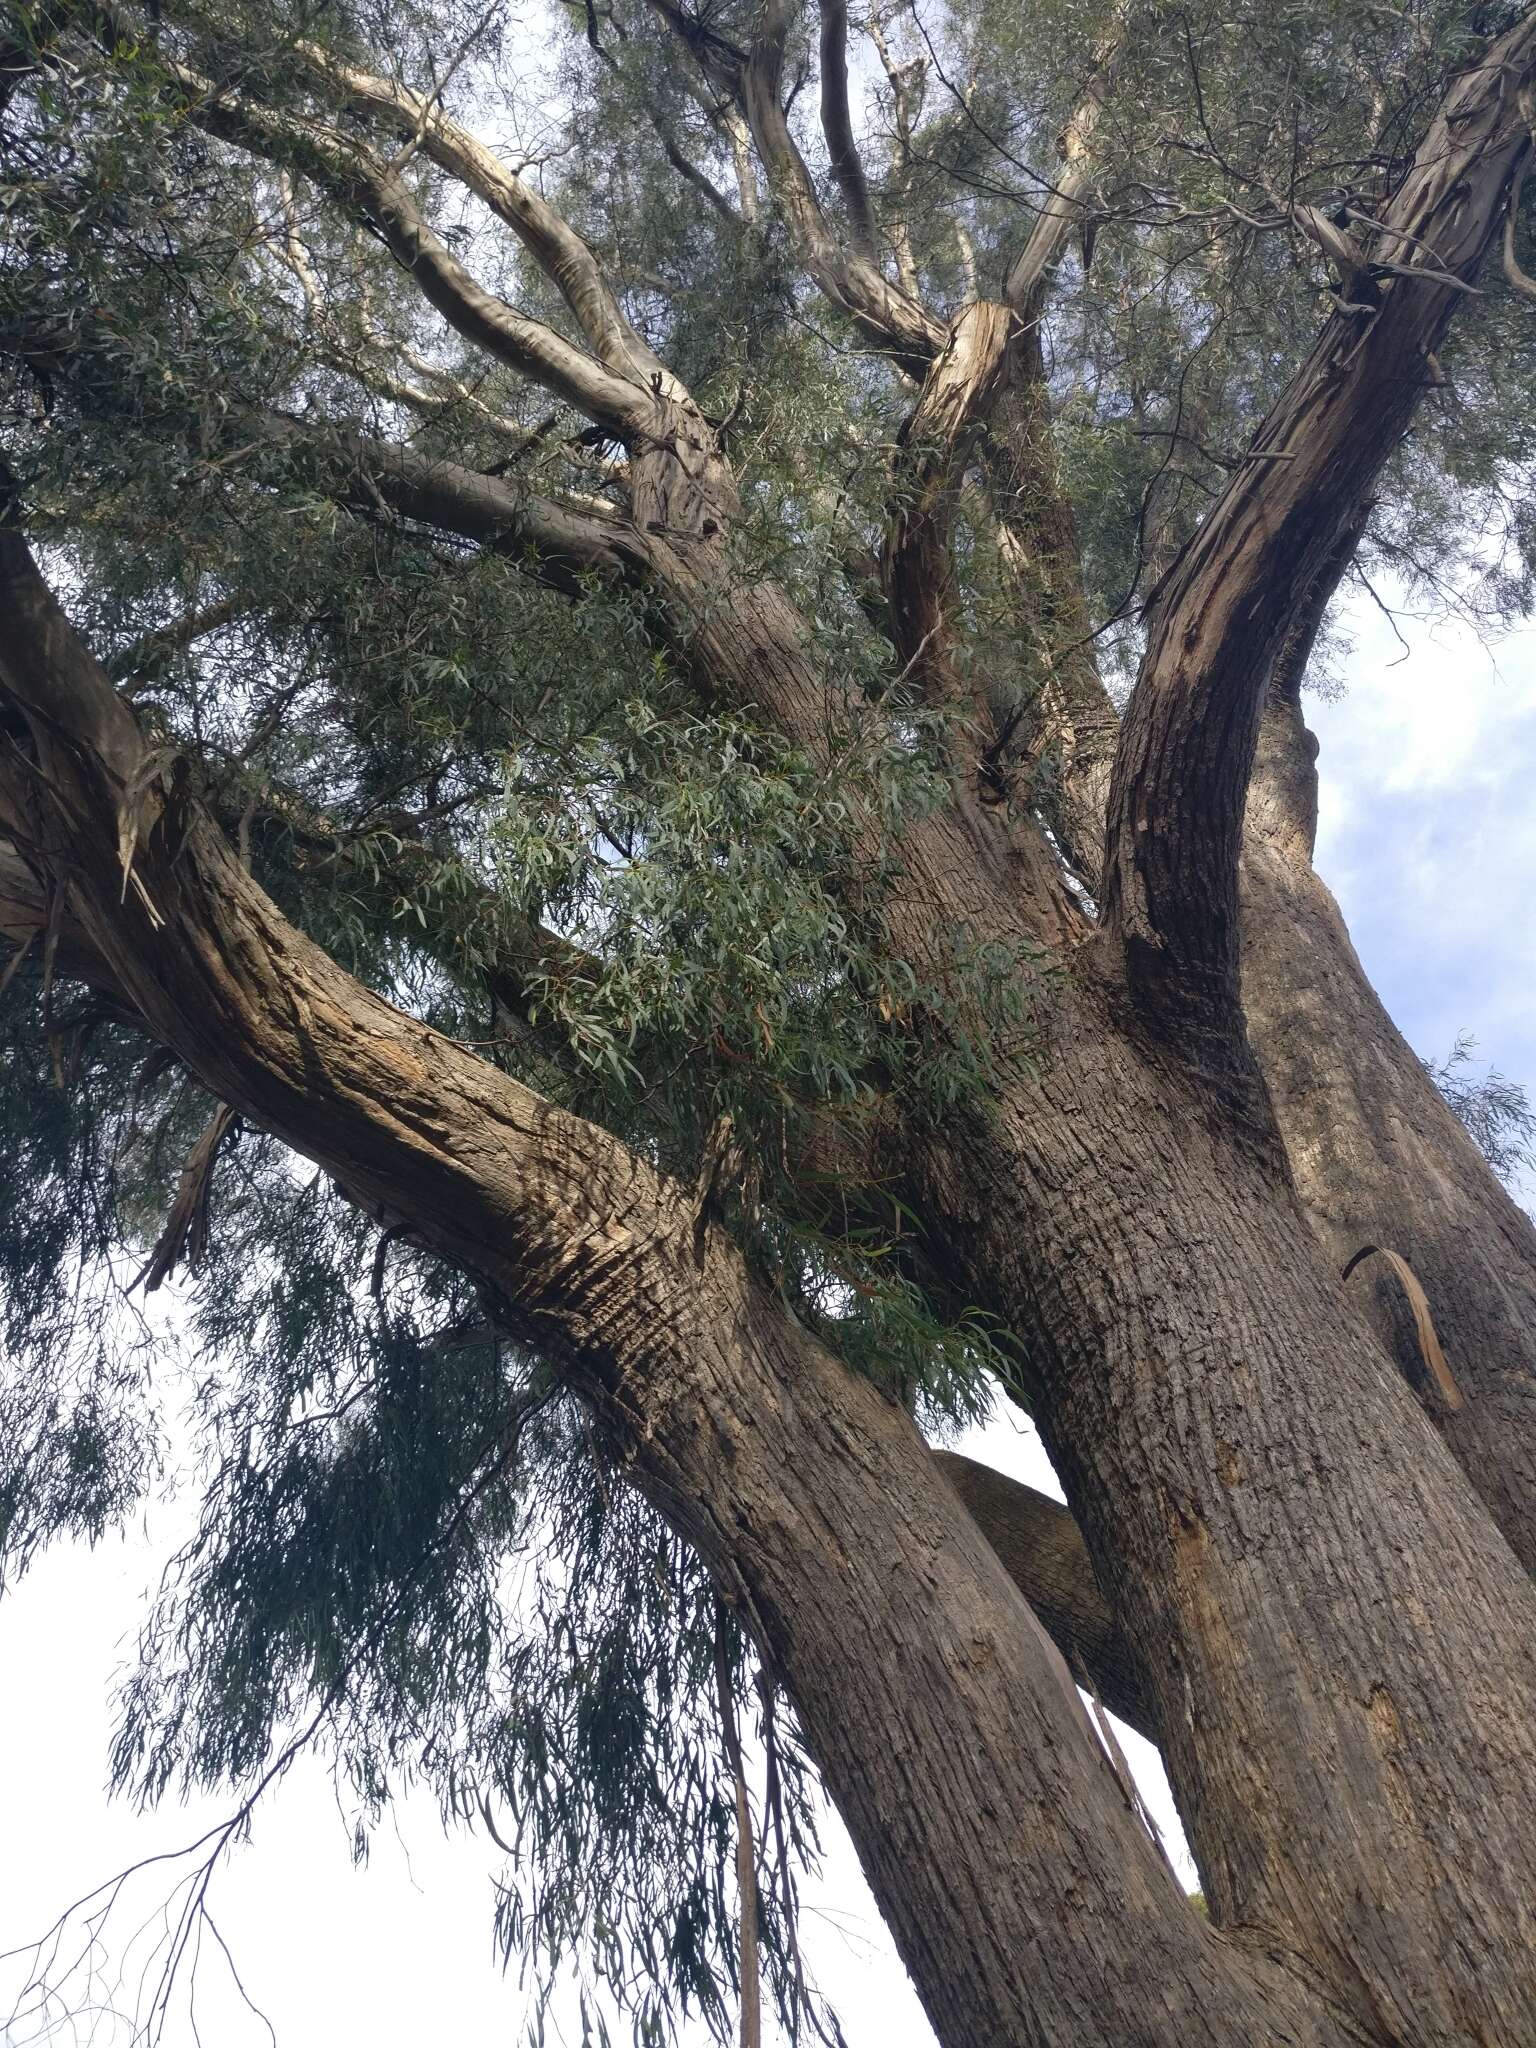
[280,37,679,390]
[1341,1246,1462,1413]
[712,1616,762,2048]
[0,515,1353,2048]
[134,1100,238,1293]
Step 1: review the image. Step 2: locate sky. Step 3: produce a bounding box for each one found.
[1,591,1533,2048]
[1309,607,1536,1143]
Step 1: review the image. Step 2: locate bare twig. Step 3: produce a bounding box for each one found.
[714,1606,762,2048]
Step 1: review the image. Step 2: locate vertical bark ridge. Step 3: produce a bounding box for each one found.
[918,986,1536,2044]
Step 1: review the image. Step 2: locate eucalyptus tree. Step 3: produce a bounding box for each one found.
[4,0,1536,2042]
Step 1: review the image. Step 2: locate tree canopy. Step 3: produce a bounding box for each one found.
[4,0,1536,2042]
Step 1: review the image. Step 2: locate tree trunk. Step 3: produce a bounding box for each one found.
[10,9,1536,2043]
[624,532,1536,2039]
[919,975,1536,2044]
[0,519,1352,2048]
[1244,668,1536,1574]
[620,1260,1353,2048]
[934,1449,1154,1739]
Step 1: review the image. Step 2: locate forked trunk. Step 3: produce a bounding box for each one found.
[637,560,1536,2042]
[7,7,1536,2043]
[921,974,1536,2043]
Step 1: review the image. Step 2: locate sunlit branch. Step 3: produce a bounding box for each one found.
[283,38,683,395]
[1003,2,1131,316]
[143,48,654,435]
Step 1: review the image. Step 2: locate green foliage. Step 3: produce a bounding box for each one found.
[1426,1033,1536,1190]
[3,0,1535,2035]
[0,984,172,1578]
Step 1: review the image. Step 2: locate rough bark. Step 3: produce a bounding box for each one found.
[1243,614,1536,1572]
[973,203,1536,1582]
[0,515,1354,2048]
[881,299,1015,712]
[934,1449,1154,1739]
[615,497,1536,2042]
[610,26,1536,2033]
[917,973,1536,2046]
[319,164,1536,1612]
[1103,32,1536,1004]
[14,9,1536,2042]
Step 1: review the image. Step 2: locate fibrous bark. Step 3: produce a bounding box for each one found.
[0,512,1348,2048]
[11,7,1536,2044]
[934,1449,1153,1739]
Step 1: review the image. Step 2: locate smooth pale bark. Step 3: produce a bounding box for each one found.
[283,38,671,388]
[0,517,1354,2048]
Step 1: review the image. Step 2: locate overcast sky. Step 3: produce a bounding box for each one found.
[2,592,1533,2048]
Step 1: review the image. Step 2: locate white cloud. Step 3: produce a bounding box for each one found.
[1311,595,1536,1109]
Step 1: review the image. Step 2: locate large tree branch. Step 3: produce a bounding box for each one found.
[147,51,653,435]
[282,38,683,396]
[1236,508,1536,1576]
[673,0,1125,825]
[1503,137,1536,298]
[934,1450,1153,1740]
[725,0,945,367]
[1003,3,1129,317]
[880,301,1014,717]
[252,410,649,589]
[0,500,1340,2048]
[970,18,1163,865]
[1100,12,1536,1017]
[0,287,646,586]
[817,0,879,258]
